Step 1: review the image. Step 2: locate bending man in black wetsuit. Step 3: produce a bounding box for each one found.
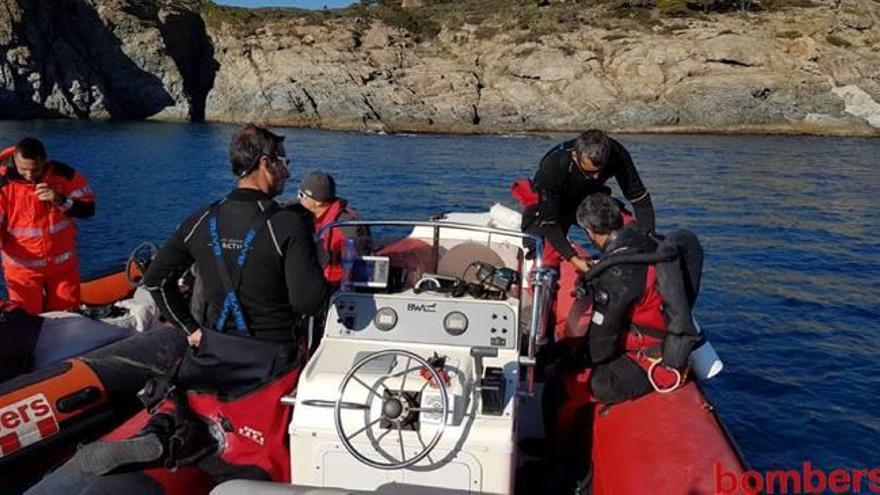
[520,129,655,273]
[29,125,331,493]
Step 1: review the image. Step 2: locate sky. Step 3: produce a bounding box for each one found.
[215,0,355,8]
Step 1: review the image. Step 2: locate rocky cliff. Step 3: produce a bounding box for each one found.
[0,0,215,120]
[2,0,879,135]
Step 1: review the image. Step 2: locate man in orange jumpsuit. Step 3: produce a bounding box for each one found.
[0,138,96,315]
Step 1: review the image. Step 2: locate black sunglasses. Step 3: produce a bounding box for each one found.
[248,154,289,172]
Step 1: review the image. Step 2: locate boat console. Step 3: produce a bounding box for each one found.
[284,218,554,494]
[330,291,518,350]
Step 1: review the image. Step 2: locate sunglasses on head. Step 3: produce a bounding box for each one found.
[252,154,289,170]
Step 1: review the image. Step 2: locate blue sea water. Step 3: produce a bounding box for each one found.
[0,120,878,474]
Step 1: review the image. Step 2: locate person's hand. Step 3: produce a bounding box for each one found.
[187,329,203,347]
[569,256,592,273]
[35,183,63,205]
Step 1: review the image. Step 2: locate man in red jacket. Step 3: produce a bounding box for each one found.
[296,171,370,286]
[0,138,96,314]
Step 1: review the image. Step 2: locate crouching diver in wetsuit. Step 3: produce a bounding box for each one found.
[26,125,330,494]
[541,193,703,494]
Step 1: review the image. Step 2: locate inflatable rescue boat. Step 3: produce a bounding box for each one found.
[23,206,746,495]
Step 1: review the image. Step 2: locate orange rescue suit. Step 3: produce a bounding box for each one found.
[313,199,365,285]
[0,146,96,314]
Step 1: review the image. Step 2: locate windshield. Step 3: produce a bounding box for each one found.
[318,221,533,300]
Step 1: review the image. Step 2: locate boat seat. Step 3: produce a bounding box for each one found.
[375,236,524,292]
[437,241,506,280]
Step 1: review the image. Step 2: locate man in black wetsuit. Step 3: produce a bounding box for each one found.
[30,125,331,491]
[565,193,671,403]
[144,125,329,353]
[520,129,655,273]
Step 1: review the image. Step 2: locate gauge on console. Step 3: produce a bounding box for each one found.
[444,311,468,336]
[373,307,398,331]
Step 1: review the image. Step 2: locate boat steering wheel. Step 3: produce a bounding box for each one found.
[126,241,159,287]
[334,349,449,470]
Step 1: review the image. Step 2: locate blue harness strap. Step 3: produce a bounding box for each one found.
[208,201,279,335]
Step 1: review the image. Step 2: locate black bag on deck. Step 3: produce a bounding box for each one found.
[176,329,301,399]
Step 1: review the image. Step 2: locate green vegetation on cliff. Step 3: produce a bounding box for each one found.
[199,0,818,41]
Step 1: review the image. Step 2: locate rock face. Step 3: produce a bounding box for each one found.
[0,0,216,120]
[2,0,880,135]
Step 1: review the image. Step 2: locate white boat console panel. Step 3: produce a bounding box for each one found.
[283,217,554,495]
[329,291,518,351]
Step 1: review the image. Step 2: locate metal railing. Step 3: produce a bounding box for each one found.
[313,219,557,394]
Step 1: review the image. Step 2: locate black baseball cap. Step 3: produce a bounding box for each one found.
[299,171,336,202]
